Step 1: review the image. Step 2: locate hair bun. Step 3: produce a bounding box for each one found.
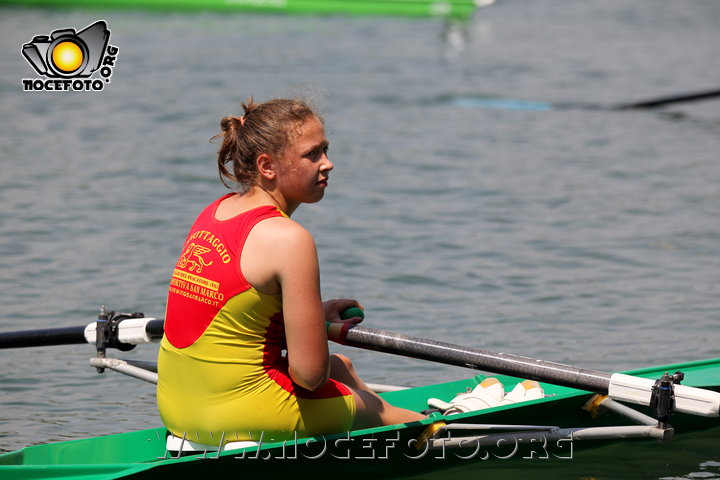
[220,116,244,132]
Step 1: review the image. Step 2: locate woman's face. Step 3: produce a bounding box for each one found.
[275,116,334,208]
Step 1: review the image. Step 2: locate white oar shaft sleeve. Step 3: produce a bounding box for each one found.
[83,318,156,345]
[609,373,720,417]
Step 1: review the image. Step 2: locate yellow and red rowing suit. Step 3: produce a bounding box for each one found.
[157,194,355,445]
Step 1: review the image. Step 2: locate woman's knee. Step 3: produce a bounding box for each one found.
[330,353,354,371]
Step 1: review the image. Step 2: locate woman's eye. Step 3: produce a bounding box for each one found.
[305,145,328,160]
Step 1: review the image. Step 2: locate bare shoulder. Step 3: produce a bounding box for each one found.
[253,215,313,240]
[242,215,317,293]
[249,215,316,254]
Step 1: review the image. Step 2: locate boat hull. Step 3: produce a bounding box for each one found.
[1,358,719,479]
[0,0,478,18]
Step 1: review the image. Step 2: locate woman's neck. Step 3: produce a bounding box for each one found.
[245,185,296,216]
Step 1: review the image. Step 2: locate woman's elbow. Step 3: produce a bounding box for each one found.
[300,376,328,392]
[289,367,328,392]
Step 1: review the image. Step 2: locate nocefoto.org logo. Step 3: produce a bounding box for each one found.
[21,20,119,92]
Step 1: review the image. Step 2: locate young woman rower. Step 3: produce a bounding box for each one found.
[157,98,425,445]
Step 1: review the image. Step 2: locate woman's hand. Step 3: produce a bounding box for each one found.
[323,298,364,324]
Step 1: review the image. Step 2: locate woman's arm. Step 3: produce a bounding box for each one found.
[242,217,329,391]
[274,223,330,391]
[243,217,361,391]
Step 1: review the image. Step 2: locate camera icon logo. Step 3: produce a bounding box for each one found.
[22,20,110,78]
[21,20,119,92]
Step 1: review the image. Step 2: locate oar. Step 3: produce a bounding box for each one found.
[326,320,720,419]
[0,324,89,349]
[2,311,718,419]
[614,88,720,110]
[452,87,720,111]
[0,317,164,349]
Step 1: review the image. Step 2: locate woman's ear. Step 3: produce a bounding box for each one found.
[257,154,277,181]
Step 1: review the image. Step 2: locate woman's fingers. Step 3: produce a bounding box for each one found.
[323,299,364,323]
